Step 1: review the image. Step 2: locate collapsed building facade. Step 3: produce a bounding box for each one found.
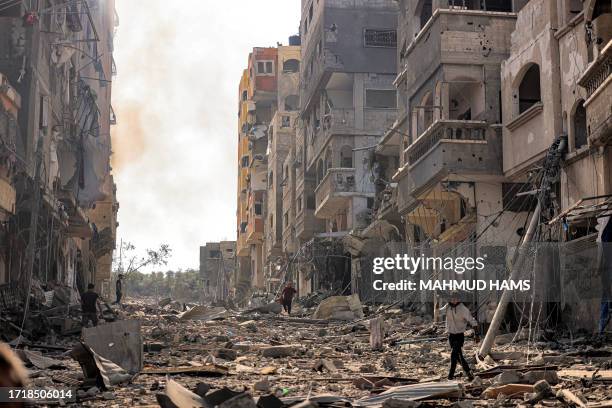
[230,0,612,331]
[199,241,236,302]
[0,0,118,306]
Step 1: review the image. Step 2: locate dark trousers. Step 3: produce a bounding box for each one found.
[82,312,98,327]
[282,299,292,314]
[600,301,611,334]
[113,291,122,305]
[448,333,472,379]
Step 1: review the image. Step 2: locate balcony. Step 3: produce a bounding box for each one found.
[246,217,263,244]
[295,177,325,239]
[237,232,249,257]
[399,120,501,201]
[578,40,612,146]
[315,168,375,218]
[399,9,515,91]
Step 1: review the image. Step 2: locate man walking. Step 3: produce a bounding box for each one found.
[281,281,297,315]
[441,293,478,381]
[81,283,100,328]
[113,274,124,305]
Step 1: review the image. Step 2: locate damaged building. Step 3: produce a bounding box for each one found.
[199,241,236,302]
[230,0,612,334]
[0,0,118,315]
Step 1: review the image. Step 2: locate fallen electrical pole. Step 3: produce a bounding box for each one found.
[479,135,567,357]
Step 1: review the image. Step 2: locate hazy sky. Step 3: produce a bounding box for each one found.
[112,1,300,271]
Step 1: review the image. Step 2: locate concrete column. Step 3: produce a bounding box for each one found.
[440,82,450,120]
[354,73,365,130]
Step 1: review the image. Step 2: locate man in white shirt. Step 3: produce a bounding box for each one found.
[441,292,478,381]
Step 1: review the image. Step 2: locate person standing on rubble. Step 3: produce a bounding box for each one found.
[113,274,124,306]
[81,283,101,327]
[281,281,297,315]
[441,293,478,381]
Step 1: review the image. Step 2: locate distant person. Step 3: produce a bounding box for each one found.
[81,283,100,327]
[440,292,478,381]
[281,282,297,315]
[113,274,124,305]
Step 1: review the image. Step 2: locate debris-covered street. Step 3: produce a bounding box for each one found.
[3,295,611,407]
[1,0,612,407]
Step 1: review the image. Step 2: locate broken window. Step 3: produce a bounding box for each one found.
[283,59,300,73]
[364,29,397,48]
[365,89,397,109]
[242,90,248,101]
[307,194,316,210]
[240,222,247,233]
[417,0,433,31]
[254,202,262,216]
[518,64,541,114]
[573,100,587,150]
[482,0,513,12]
[281,115,291,127]
[241,156,249,168]
[209,250,221,259]
[340,145,353,168]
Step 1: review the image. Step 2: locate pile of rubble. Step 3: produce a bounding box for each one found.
[1,294,611,407]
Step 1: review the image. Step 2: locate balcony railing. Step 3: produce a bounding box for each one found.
[404,120,488,166]
[0,108,17,152]
[315,168,375,217]
[578,40,612,145]
[322,108,355,133]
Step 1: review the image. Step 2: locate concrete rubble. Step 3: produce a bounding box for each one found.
[1,296,610,407]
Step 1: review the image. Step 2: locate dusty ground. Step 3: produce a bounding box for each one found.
[19,299,612,407]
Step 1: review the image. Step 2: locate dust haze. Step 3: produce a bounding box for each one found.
[111,0,300,271]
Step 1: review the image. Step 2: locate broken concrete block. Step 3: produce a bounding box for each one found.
[533,379,552,396]
[254,379,270,392]
[382,355,396,371]
[522,370,559,385]
[213,348,237,361]
[312,294,364,320]
[483,383,534,399]
[218,393,257,408]
[312,358,337,372]
[495,370,521,385]
[260,345,299,358]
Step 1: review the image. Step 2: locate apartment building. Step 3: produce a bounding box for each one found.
[295,0,399,295]
[0,0,118,297]
[500,0,612,330]
[265,43,301,290]
[235,47,278,301]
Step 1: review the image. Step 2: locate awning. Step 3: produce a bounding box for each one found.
[548,194,612,225]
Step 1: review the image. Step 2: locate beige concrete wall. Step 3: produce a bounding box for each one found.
[501,0,563,177]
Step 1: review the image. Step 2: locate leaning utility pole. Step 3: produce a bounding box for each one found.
[479,135,567,357]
